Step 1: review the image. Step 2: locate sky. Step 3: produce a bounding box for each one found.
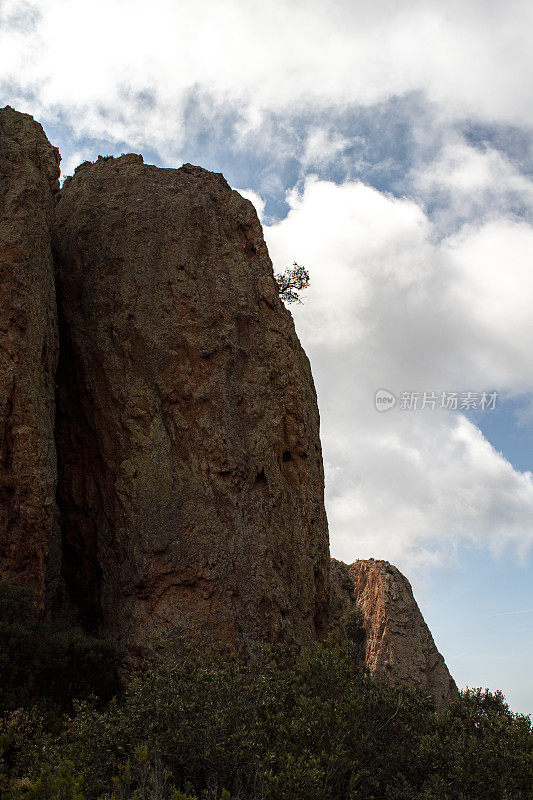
[1,0,532,715]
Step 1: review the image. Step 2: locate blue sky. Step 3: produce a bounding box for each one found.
[1,0,532,715]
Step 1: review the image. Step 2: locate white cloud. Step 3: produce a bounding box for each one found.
[263,177,533,573]
[1,0,533,155]
[301,128,352,169]
[60,149,86,181]
[233,188,266,221]
[411,138,533,231]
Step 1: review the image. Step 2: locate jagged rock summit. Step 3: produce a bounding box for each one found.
[330,558,458,708]
[0,108,457,705]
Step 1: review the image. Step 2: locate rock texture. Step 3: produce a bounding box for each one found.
[331,558,458,708]
[52,156,330,648]
[0,107,60,605]
[0,109,458,703]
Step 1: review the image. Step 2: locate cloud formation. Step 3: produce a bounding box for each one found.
[3,0,532,575]
[263,176,533,571]
[411,137,533,233]
[2,0,533,157]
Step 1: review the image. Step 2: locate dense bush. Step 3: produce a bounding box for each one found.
[339,608,366,644]
[2,635,531,800]
[1,582,531,799]
[0,581,122,713]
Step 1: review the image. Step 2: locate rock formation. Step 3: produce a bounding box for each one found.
[330,558,458,708]
[0,107,60,605]
[52,155,330,648]
[0,108,457,705]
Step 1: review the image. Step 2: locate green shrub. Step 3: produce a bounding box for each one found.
[339,608,366,644]
[1,596,531,800]
[0,760,84,800]
[0,581,122,713]
[7,638,529,800]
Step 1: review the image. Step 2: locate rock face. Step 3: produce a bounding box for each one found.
[0,109,458,703]
[52,156,330,648]
[0,107,60,605]
[331,558,458,708]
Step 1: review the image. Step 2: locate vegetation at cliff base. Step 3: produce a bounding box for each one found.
[0,582,122,714]
[1,583,532,800]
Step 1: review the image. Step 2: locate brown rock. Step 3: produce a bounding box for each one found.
[0,107,60,604]
[331,557,458,708]
[0,110,457,701]
[53,156,330,648]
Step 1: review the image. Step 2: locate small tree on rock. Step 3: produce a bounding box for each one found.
[275,262,310,304]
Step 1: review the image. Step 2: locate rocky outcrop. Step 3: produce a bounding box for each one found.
[331,558,458,708]
[0,109,459,703]
[52,156,330,648]
[0,107,60,605]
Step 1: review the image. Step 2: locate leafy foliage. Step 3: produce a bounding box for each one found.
[274,263,310,304]
[1,761,84,800]
[1,585,531,799]
[339,608,366,644]
[0,581,122,714]
[3,637,531,800]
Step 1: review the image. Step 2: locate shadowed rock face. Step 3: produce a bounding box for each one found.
[53,155,330,649]
[330,558,458,709]
[0,107,60,605]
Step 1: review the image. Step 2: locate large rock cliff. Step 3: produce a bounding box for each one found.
[0,108,457,705]
[52,155,330,648]
[0,107,60,605]
[330,558,458,708]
